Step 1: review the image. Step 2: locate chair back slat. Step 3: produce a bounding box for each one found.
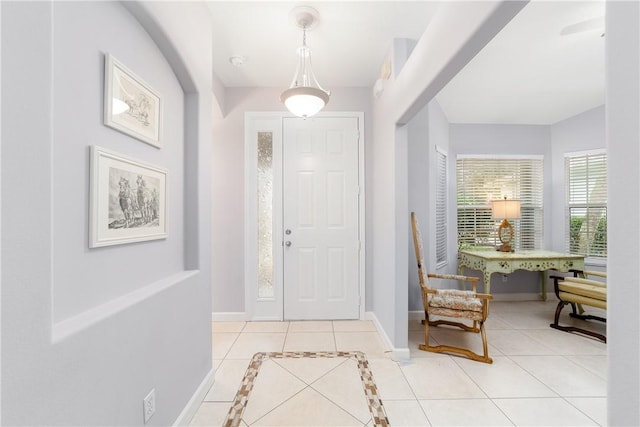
[410,212,430,289]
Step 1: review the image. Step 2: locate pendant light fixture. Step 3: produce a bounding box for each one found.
[280,6,330,118]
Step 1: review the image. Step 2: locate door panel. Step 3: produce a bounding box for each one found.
[283,117,359,320]
[296,248,316,300]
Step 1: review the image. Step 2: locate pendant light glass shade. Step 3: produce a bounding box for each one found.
[281,22,330,118]
[281,87,329,118]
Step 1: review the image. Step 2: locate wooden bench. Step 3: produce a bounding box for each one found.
[549,270,606,343]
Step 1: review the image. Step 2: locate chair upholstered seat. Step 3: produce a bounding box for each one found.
[428,306,485,321]
[429,289,484,312]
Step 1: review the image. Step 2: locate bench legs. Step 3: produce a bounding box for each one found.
[550,300,606,343]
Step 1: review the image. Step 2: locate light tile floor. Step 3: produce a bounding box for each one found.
[191,300,607,426]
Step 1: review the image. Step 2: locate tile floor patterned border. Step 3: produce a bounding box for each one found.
[223,351,390,427]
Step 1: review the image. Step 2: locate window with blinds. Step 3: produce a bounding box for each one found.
[435,148,448,267]
[565,150,607,258]
[457,156,544,250]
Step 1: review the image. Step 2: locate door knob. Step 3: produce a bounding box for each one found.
[285,241,292,247]
[285,229,292,235]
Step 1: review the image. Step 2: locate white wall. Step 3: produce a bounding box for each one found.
[1,2,213,425]
[52,2,185,322]
[407,100,451,311]
[606,1,639,424]
[549,106,606,254]
[211,87,372,313]
[408,104,430,311]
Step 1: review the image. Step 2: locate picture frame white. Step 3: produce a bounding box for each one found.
[104,54,163,148]
[90,146,167,248]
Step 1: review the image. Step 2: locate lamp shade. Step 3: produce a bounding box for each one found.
[492,198,521,220]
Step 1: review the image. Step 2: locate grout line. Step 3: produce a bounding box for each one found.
[447,357,517,426]
[210,304,606,426]
[249,385,312,426]
[449,356,491,400]
[307,359,371,424]
[223,352,389,427]
[504,354,564,398]
[395,355,434,425]
[560,396,607,426]
[218,331,243,361]
[489,397,528,427]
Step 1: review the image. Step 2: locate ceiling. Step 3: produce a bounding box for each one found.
[436,0,605,125]
[207,1,605,125]
[207,1,439,88]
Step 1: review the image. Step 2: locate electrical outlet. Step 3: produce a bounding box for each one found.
[143,389,156,424]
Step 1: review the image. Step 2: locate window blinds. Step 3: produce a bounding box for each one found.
[435,148,447,267]
[565,151,607,258]
[456,156,544,250]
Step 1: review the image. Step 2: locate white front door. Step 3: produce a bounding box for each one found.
[283,117,360,320]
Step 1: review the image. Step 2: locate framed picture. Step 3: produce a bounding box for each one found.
[104,54,163,148]
[90,146,167,248]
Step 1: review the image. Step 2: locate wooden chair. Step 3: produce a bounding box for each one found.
[549,270,606,342]
[410,212,493,364]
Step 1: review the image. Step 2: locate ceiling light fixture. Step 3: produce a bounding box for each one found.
[280,6,330,118]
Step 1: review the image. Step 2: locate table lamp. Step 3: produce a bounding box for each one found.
[492,196,521,252]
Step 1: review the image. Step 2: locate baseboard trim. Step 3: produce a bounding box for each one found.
[250,316,282,321]
[408,310,425,321]
[390,347,411,361]
[365,311,410,361]
[211,312,246,322]
[491,292,554,302]
[173,368,215,426]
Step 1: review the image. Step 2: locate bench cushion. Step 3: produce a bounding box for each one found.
[558,292,607,310]
[557,276,607,310]
[563,276,606,288]
[558,280,607,302]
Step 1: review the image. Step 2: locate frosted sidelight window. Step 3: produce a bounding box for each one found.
[257,132,274,298]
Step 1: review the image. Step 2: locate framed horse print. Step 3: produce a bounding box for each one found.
[90,146,167,248]
[104,54,163,148]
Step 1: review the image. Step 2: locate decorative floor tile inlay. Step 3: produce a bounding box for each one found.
[223,351,389,427]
